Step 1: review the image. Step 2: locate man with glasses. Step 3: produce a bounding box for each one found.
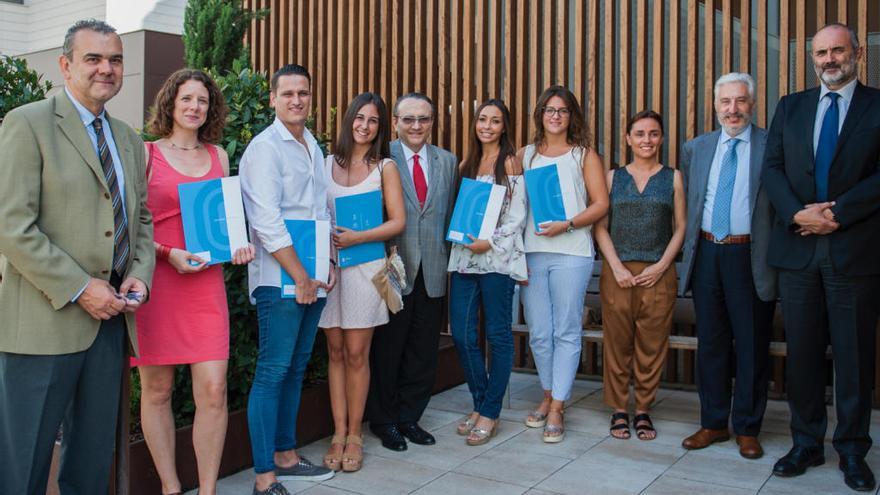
[367,92,458,451]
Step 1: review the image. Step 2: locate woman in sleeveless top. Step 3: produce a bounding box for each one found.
[319,93,405,472]
[519,86,609,443]
[594,111,686,441]
[132,69,255,495]
[448,100,527,446]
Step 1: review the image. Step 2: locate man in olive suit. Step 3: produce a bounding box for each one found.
[0,20,154,494]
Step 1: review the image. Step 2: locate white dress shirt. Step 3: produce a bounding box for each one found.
[701,125,752,235]
[239,118,329,301]
[401,142,430,188]
[813,77,857,155]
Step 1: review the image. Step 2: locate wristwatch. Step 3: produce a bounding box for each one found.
[565,220,575,233]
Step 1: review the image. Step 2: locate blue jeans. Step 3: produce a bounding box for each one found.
[521,252,593,401]
[449,272,516,420]
[248,287,326,474]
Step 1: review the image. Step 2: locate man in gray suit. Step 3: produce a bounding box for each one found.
[367,92,458,451]
[679,73,776,459]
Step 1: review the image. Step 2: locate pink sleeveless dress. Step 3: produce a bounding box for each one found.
[131,143,230,366]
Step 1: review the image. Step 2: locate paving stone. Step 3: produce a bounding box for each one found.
[322,455,444,494]
[412,472,527,495]
[454,442,572,487]
[643,474,757,495]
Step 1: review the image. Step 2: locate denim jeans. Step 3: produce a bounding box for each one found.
[521,252,593,401]
[449,272,516,420]
[248,286,326,474]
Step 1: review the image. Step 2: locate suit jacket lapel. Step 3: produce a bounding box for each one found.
[392,140,420,210]
[422,145,442,210]
[832,82,871,163]
[55,93,107,187]
[796,87,821,168]
[749,125,764,214]
[108,116,137,216]
[695,131,721,217]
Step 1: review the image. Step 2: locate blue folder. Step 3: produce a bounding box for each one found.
[178,177,248,265]
[335,190,385,267]
[523,164,567,231]
[281,219,330,298]
[446,178,506,245]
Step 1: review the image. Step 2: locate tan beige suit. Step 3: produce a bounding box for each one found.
[0,91,154,356]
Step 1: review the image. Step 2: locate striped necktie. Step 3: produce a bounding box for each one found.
[92,117,129,275]
[710,137,739,241]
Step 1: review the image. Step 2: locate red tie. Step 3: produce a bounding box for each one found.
[412,153,428,208]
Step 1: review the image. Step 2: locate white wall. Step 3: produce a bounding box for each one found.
[0,2,30,56]
[107,0,186,36]
[0,0,186,56]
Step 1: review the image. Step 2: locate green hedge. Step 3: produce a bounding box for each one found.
[130,60,335,435]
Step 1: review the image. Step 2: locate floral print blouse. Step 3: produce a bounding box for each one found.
[447,174,528,281]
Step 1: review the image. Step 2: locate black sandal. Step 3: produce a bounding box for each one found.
[634,413,656,441]
[609,412,630,439]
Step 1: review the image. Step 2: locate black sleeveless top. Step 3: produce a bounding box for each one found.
[608,166,674,263]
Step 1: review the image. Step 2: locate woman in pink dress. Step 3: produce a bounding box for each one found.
[132,69,254,495]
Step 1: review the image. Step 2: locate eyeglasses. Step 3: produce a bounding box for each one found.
[542,106,571,117]
[397,115,433,126]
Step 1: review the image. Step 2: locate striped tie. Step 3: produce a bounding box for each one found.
[92,118,129,275]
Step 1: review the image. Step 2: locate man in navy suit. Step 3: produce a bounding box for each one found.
[763,23,880,491]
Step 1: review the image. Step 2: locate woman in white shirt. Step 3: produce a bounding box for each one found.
[448,99,527,446]
[519,86,609,443]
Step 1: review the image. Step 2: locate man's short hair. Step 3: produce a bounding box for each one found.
[393,92,436,117]
[714,72,756,101]
[62,19,118,60]
[815,22,860,50]
[270,64,311,91]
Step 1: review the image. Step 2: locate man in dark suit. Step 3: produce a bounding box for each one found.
[0,20,154,494]
[679,73,777,460]
[762,23,880,491]
[367,93,458,451]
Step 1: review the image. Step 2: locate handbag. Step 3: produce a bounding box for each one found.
[371,160,407,313]
[371,245,406,314]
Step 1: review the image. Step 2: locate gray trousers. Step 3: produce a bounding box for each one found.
[0,314,125,495]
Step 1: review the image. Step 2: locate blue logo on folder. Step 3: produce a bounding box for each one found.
[523,164,567,231]
[281,219,330,298]
[335,190,385,267]
[178,177,247,265]
[446,178,506,245]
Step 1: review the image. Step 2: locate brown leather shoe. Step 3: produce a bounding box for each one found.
[736,435,764,459]
[681,428,730,450]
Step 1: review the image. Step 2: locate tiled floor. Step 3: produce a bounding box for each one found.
[201,373,880,494]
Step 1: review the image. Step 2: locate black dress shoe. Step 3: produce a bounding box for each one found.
[399,422,436,445]
[772,446,825,477]
[371,424,407,451]
[839,455,876,492]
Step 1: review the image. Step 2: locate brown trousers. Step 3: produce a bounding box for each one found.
[600,261,676,411]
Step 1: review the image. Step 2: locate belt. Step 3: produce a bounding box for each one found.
[700,231,750,244]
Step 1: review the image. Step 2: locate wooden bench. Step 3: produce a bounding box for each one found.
[510,260,833,381]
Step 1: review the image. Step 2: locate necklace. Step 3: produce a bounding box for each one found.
[169,140,202,151]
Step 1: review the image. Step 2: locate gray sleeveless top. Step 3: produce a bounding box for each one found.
[608,166,674,263]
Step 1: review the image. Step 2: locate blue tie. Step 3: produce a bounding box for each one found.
[710,138,739,241]
[815,92,840,202]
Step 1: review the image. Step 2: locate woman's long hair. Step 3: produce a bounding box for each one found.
[531,85,592,151]
[459,99,516,189]
[334,92,391,167]
[147,68,227,143]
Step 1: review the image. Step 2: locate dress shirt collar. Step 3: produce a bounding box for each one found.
[271,117,318,147]
[818,77,857,104]
[719,123,751,146]
[65,86,107,125]
[401,142,428,163]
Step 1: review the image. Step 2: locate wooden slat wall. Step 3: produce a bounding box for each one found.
[247,0,874,168]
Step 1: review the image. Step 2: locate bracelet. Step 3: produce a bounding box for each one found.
[155,243,172,261]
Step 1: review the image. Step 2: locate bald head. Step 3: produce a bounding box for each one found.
[811,23,862,90]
